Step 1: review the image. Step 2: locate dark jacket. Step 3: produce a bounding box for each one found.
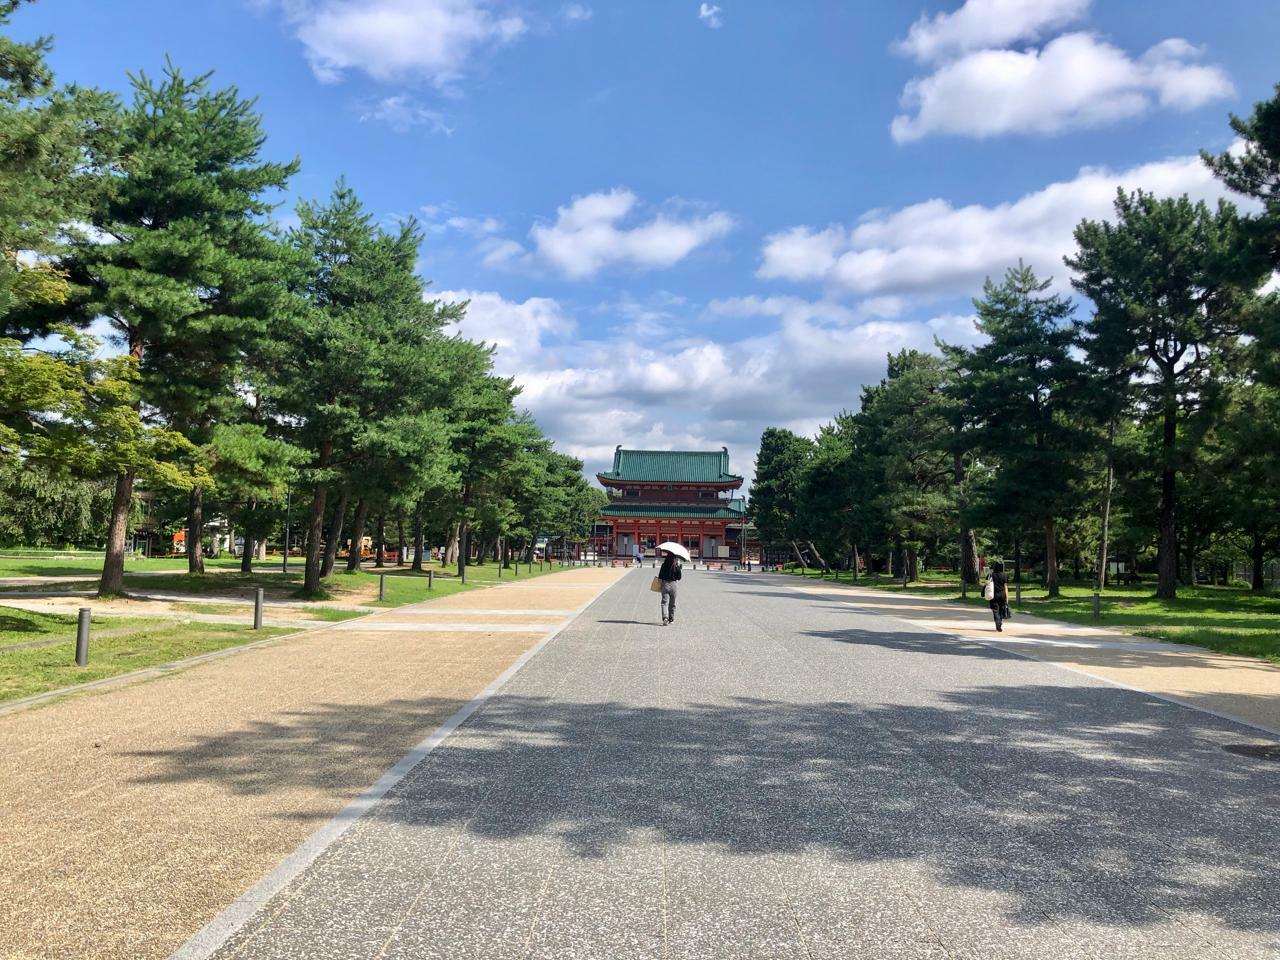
[658,556,683,582]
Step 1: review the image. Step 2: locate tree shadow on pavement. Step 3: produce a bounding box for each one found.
[127,683,1280,937]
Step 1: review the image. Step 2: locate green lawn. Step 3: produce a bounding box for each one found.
[0,553,245,579]
[781,567,1280,664]
[351,558,561,607]
[0,606,288,702]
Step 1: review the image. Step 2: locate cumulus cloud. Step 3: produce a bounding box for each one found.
[891,33,1233,142]
[269,0,526,86]
[359,94,453,133]
[890,0,1231,141]
[487,189,733,280]
[698,3,723,29]
[439,290,980,484]
[758,149,1244,302]
[897,0,1089,63]
[438,289,575,364]
[560,3,592,22]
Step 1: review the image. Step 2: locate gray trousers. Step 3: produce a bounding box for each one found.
[660,581,677,621]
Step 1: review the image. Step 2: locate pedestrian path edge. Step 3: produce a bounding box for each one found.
[169,569,627,960]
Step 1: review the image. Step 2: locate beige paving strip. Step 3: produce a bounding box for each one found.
[784,578,1280,737]
[0,567,628,960]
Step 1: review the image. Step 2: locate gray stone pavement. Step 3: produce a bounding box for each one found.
[202,570,1280,960]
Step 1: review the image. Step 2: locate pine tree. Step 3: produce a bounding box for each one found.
[1067,191,1265,599]
[945,263,1087,597]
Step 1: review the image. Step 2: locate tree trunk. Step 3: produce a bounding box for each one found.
[320,490,348,579]
[1043,515,1059,597]
[186,485,206,575]
[458,520,470,578]
[954,452,979,585]
[851,542,861,578]
[241,538,255,574]
[1251,531,1266,592]
[374,515,386,568]
[98,469,135,596]
[503,537,512,568]
[411,501,425,572]
[789,540,806,565]
[806,540,829,572]
[886,545,893,578]
[345,499,369,572]
[1096,429,1115,592]
[303,445,332,593]
[905,546,918,583]
[1155,404,1178,599]
[1013,537,1022,584]
[396,516,406,566]
[445,522,459,566]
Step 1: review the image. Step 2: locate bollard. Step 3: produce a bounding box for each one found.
[1092,592,1101,620]
[498,562,502,578]
[379,574,386,601]
[961,579,967,600]
[253,588,264,630]
[461,564,467,584]
[75,608,90,666]
[428,570,434,590]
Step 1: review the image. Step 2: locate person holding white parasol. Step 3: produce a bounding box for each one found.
[654,541,688,625]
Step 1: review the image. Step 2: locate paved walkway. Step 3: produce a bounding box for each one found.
[0,566,625,960]
[191,569,1278,960]
[786,580,1280,735]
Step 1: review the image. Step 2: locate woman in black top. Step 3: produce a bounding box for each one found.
[985,560,1009,631]
[657,551,682,625]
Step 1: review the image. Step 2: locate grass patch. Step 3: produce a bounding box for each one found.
[0,554,247,579]
[305,607,367,622]
[0,605,288,701]
[780,567,1280,664]
[356,559,560,607]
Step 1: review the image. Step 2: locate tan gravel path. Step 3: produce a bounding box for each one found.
[0,566,625,960]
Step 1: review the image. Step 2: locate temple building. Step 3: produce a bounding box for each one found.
[590,447,752,560]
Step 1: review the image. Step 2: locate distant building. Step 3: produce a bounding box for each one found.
[590,447,754,560]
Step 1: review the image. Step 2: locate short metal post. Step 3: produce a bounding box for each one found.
[75,608,90,665]
[253,588,264,629]
[1092,592,1101,620]
[497,561,502,578]
[428,570,434,590]
[961,579,967,599]
[379,574,386,601]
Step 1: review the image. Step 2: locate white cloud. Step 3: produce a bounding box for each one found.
[439,289,575,364]
[891,32,1233,142]
[758,149,1245,303]
[359,94,453,134]
[698,3,723,29]
[561,3,592,22]
[489,189,733,280]
[439,290,981,485]
[444,215,503,237]
[897,0,1089,63]
[889,0,1231,141]
[270,0,526,86]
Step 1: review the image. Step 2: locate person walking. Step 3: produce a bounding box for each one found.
[657,549,682,625]
[983,560,1010,631]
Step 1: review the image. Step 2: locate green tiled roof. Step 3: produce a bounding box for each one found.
[597,447,742,485]
[600,501,748,520]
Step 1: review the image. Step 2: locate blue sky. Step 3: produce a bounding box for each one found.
[21,0,1280,482]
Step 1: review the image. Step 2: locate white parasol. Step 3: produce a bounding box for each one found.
[656,541,691,562]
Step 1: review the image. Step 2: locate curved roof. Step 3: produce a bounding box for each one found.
[597,447,743,485]
[600,500,747,520]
